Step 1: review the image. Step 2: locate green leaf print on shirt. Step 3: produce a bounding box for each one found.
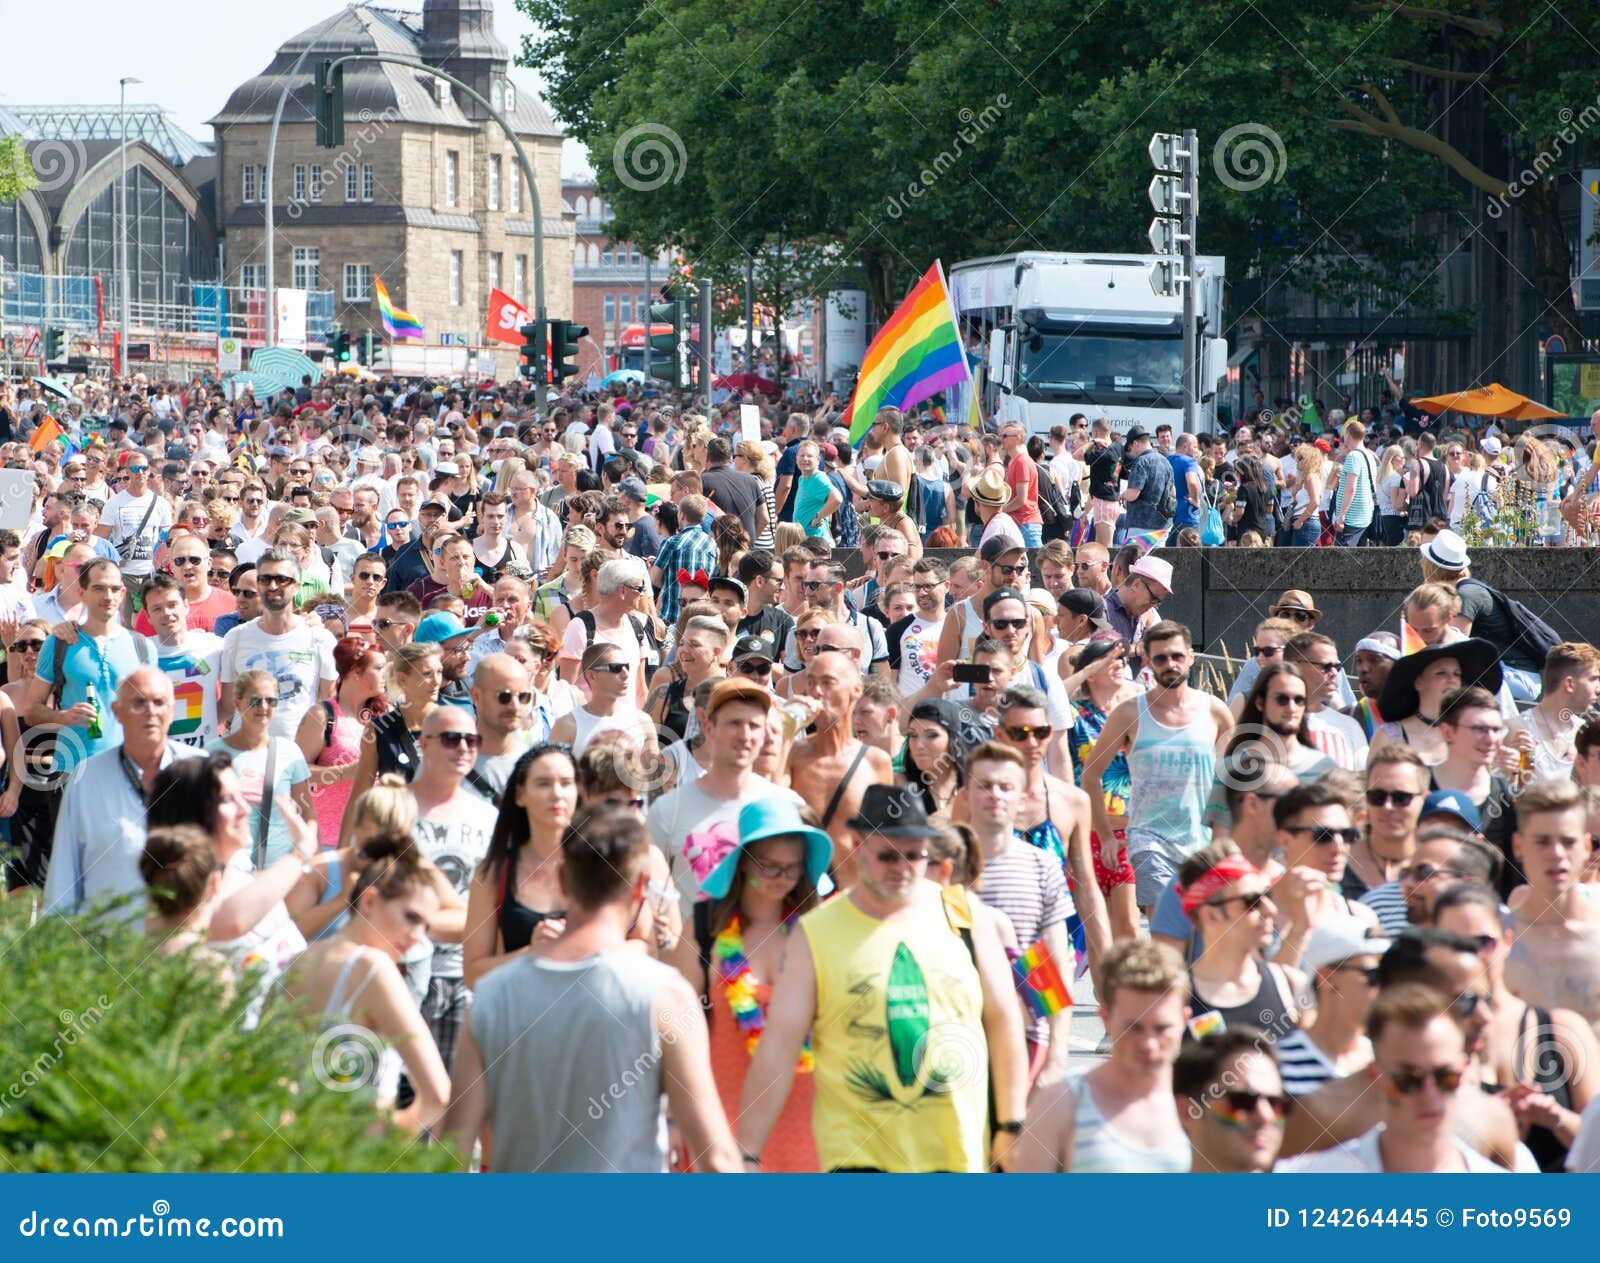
[886,942,930,1089]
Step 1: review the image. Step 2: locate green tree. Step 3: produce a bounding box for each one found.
[0,135,38,204]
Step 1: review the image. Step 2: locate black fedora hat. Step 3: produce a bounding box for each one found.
[846,784,940,840]
[1377,637,1503,722]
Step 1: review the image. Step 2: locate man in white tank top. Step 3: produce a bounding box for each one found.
[549,642,658,761]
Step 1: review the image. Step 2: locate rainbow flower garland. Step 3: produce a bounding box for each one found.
[713,914,814,1073]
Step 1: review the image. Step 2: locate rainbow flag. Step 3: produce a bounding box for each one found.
[844,261,970,444]
[1400,616,1427,655]
[1014,939,1072,1019]
[28,415,73,455]
[374,276,424,341]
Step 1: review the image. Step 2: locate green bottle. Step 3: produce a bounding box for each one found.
[84,683,103,740]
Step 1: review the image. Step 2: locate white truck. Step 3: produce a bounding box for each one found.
[949,252,1227,435]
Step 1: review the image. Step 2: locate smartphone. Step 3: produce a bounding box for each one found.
[952,662,992,685]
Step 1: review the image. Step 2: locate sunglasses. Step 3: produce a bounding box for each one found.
[588,661,630,675]
[245,695,278,710]
[1386,1064,1466,1096]
[1466,933,1499,954]
[127,465,149,474]
[992,563,1028,576]
[872,848,929,866]
[257,574,296,588]
[430,730,483,750]
[800,579,832,591]
[1335,963,1382,986]
[1206,890,1273,913]
[876,551,903,561]
[1283,825,1361,848]
[170,555,205,567]
[796,628,822,642]
[738,659,773,677]
[387,521,411,530]
[989,617,1028,632]
[1250,643,1282,657]
[9,640,44,653]
[1365,788,1418,809]
[746,854,804,881]
[1450,990,1492,1018]
[354,571,385,582]
[374,618,413,632]
[1274,607,1319,623]
[495,690,534,706]
[1004,723,1052,742]
[1215,1090,1292,1121]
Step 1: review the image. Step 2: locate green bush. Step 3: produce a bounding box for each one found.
[0,898,458,1172]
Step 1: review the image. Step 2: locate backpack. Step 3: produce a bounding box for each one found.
[1457,577,1561,666]
[575,608,660,671]
[1157,465,1177,519]
[1472,470,1500,525]
[1035,460,1070,539]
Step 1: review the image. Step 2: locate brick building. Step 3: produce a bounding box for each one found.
[210,0,573,377]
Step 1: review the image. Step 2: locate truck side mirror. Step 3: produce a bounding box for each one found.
[987,328,1010,392]
[1203,337,1230,398]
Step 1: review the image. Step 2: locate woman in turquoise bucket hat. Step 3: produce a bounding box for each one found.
[671,796,832,1171]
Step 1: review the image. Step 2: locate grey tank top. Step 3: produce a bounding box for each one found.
[469,947,675,1172]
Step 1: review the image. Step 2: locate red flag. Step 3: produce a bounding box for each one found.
[485,287,533,346]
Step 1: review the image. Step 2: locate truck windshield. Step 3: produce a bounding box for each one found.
[1018,332,1183,402]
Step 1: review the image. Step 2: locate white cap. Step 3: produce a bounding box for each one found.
[434,461,460,477]
[1480,436,1503,456]
[1302,922,1390,972]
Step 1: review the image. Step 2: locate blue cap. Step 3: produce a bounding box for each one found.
[1421,789,1481,833]
[699,798,833,900]
[414,611,472,645]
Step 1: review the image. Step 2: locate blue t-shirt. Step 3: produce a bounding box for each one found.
[1168,453,1200,528]
[36,629,153,771]
[1149,879,1200,962]
[775,441,802,521]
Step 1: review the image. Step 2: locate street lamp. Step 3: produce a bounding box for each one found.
[119,76,141,373]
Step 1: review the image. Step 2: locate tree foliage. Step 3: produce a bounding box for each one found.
[0,135,38,205]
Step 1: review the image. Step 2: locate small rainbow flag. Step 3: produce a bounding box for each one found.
[1014,939,1072,1019]
[1188,1011,1226,1040]
[1400,616,1428,655]
[844,261,970,444]
[374,276,424,342]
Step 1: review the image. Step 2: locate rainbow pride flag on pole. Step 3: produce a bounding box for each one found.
[844,261,970,444]
[1399,616,1428,655]
[1014,939,1072,1019]
[374,276,424,341]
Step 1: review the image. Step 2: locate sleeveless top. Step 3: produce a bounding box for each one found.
[916,475,948,534]
[469,948,677,1173]
[1125,692,1215,862]
[1512,1004,1575,1174]
[1187,958,1298,1042]
[497,846,563,955]
[803,891,988,1172]
[571,704,647,758]
[320,947,403,1102]
[1066,1071,1191,1172]
[1016,782,1067,876]
[657,674,692,743]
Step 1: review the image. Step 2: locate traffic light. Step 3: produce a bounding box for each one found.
[358,329,375,366]
[315,59,345,149]
[518,320,547,381]
[330,328,351,363]
[42,327,65,362]
[648,296,691,388]
[550,319,586,382]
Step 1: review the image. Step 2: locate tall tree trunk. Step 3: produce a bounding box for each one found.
[1520,178,1581,346]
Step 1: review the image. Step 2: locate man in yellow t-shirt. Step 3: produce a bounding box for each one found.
[737,784,1028,1172]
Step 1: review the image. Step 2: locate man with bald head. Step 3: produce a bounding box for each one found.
[788,648,894,878]
[468,653,535,805]
[44,667,202,915]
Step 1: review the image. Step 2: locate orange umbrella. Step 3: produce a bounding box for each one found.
[1410,382,1563,421]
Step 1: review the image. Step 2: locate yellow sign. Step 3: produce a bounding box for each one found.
[1581,362,1600,399]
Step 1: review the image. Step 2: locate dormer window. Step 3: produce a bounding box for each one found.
[504,82,516,112]
[435,77,451,108]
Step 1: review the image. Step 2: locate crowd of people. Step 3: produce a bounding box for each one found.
[8,366,1600,1175]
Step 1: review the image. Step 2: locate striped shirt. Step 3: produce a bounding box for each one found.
[984,839,1071,1045]
[1275,1029,1369,1096]
[1335,449,1377,528]
[651,528,718,622]
[1358,880,1410,935]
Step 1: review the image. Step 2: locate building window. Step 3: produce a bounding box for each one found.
[509,163,521,214]
[435,77,451,108]
[450,250,463,305]
[309,164,323,202]
[361,164,375,202]
[603,293,615,326]
[445,151,459,207]
[505,82,516,112]
[487,156,501,210]
[488,252,502,294]
[576,195,589,219]
[629,246,641,265]
[514,255,526,304]
[240,264,264,292]
[292,247,320,291]
[343,264,372,302]
[293,164,306,202]
[242,164,257,203]
[601,246,612,266]
[620,294,633,324]
[345,163,358,202]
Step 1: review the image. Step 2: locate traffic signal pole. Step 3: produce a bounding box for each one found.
[312,54,548,419]
[700,282,714,415]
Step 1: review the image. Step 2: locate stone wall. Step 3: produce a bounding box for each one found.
[882,546,1600,657]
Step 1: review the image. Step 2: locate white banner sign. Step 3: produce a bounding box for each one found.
[217,335,242,372]
[740,404,762,444]
[275,288,308,349]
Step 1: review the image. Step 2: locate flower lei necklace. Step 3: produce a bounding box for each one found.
[713,913,813,1073]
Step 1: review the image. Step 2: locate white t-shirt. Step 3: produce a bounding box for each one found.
[896,614,945,695]
[102,489,173,576]
[1278,1124,1521,1173]
[1447,469,1484,530]
[157,630,224,748]
[218,619,337,740]
[978,513,1026,552]
[647,775,802,916]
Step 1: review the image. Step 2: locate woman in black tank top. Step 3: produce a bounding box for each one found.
[462,743,577,986]
[645,618,724,742]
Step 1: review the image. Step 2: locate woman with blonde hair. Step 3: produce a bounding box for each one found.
[772,521,805,556]
[493,455,528,496]
[532,522,594,623]
[1376,444,1410,545]
[735,440,779,549]
[1287,442,1325,546]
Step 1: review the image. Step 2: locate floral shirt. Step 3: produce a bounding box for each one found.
[1070,697,1130,816]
